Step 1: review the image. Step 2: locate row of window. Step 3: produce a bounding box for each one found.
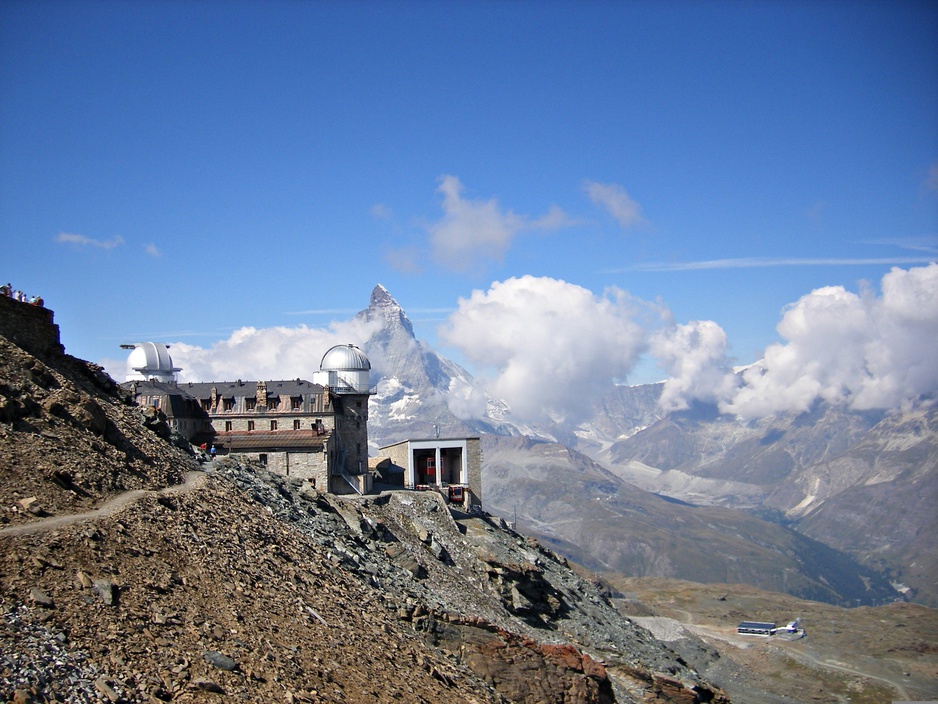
[223,419,304,432]
[206,397,307,412]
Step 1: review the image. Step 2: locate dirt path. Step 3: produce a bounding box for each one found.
[0,468,211,538]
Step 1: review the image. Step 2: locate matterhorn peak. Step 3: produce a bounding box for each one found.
[370,283,399,310]
[361,284,415,339]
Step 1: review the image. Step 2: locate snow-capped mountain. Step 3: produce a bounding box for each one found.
[358,285,522,449]
[357,285,938,605]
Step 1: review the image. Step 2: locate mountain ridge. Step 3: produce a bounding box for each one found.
[356,285,938,605]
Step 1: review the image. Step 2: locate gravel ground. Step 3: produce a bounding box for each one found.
[0,604,123,704]
[630,616,687,643]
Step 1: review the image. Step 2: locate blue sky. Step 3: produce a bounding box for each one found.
[2,0,936,404]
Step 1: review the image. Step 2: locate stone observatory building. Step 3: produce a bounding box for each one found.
[122,343,374,495]
[122,340,482,508]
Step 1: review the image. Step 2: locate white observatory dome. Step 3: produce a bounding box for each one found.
[124,342,181,383]
[320,344,372,372]
[314,344,371,393]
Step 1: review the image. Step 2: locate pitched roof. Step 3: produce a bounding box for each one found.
[122,380,198,400]
[182,379,324,398]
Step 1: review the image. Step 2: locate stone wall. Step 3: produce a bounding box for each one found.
[466,437,483,508]
[331,392,370,475]
[382,442,409,473]
[210,415,334,435]
[0,295,63,361]
[239,449,330,489]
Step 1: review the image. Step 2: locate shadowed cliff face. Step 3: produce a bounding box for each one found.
[0,310,729,703]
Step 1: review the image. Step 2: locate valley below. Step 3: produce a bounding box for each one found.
[606,576,938,704]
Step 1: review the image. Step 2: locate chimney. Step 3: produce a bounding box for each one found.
[256,381,267,408]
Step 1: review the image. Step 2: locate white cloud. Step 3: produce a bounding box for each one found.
[439,276,647,424]
[168,317,383,383]
[723,263,938,418]
[55,232,124,249]
[583,180,645,229]
[428,175,570,272]
[530,204,575,230]
[111,263,938,425]
[145,243,161,257]
[651,320,738,412]
[98,355,132,383]
[445,376,489,421]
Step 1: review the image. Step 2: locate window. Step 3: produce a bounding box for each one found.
[291,397,302,410]
[225,421,232,432]
[259,454,267,466]
[293,419,301,430]
[246,398,256,411]
[223,398,234,411]
[201,399,211,411]
[247,420,255,431]
[268,397,278,410]
[270,420,278,431]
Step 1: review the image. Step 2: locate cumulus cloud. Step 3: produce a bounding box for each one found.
[439,276,647,424]
[445,376,490,421]
[55,232,124,249]
[109,263,938,425]
[428,176,571,271]
[168,316,382,383]
[437,265,938,421]
[723,263,938,418]
[651,320,738,412]
[583,180,645,229]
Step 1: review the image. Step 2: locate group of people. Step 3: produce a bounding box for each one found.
[0,282,43,307]
[198,443,218,460]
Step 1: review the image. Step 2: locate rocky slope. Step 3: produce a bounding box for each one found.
[0,300,727,703]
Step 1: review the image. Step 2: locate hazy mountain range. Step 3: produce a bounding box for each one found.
[360,285,938,607]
